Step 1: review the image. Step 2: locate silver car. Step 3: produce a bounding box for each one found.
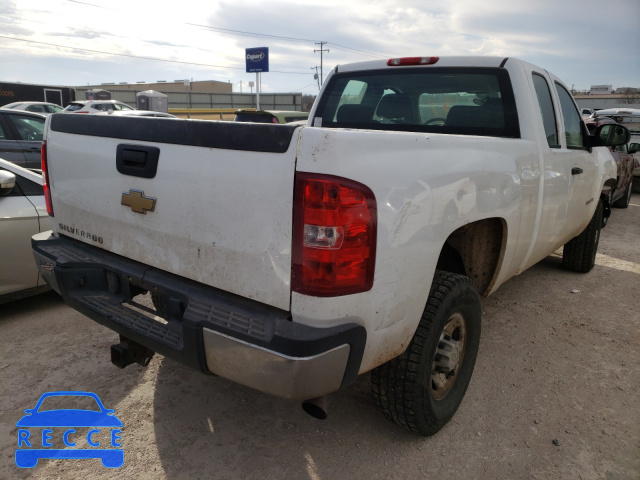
[0,158,51,303]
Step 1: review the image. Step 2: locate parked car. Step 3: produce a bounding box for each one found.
[586,118,635,223]
[1,101,64,115]
[0,110,46,169]
[629,140,640,193]
[62,100,135,114]
[234,109,309,124]
[581,108,595,117]
[0,157,51,304]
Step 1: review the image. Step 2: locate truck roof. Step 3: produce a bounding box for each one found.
[335,56,510,73]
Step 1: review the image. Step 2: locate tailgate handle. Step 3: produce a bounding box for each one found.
[116,144,160,178]
[571,167,583,175]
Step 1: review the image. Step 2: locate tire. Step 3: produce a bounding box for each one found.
[612,182,632,209]
[601,190,612,228]
[562,200,602,273]
[371,271,481,436]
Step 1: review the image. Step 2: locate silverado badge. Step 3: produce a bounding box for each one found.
[121,189,156,214]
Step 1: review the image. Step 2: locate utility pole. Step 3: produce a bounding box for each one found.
[311,66,321,90]
[314,41,329,86]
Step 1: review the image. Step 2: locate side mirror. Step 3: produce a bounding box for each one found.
[629,143,640,154]
[0,170,16,196]
[594,123,629,147]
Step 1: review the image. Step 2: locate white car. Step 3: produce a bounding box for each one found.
[62,100,135,114]
[97,110,177,118]
[0,158,51,304]
[1,101,64,115]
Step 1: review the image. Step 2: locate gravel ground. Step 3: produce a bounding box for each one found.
[1,193,639,480]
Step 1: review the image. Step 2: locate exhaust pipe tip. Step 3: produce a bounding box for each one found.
[302,396,328,420]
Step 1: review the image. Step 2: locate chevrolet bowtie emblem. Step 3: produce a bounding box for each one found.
[121,189,156,214]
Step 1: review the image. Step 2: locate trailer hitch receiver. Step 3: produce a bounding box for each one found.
[110,335,155,368]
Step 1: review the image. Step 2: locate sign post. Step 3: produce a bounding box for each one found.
[245,47,269,111]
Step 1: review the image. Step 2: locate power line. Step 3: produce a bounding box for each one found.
[0,35,312,74]
[67,0,318,44]
[328,43,389,59]
[186,22,317,44]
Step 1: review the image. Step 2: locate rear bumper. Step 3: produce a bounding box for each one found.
[32,232,366,400]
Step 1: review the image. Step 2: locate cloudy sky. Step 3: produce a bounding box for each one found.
[1,0,639,96]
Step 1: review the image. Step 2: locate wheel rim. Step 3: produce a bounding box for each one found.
[431,312,467,400]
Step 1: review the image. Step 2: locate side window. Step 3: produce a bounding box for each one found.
[0,121,6,140]
[27,105,45,113]
[5,114,45,142]
[614,144,628,153]
[532,73,559,148]
[555,83,584,149]
[0,168,43,197]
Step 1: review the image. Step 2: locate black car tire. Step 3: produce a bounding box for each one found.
[371,271,481,436]
[562,201,603,273]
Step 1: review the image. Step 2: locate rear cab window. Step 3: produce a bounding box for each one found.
[312,67,520,138]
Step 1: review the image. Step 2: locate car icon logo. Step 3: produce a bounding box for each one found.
[15,391,123,468]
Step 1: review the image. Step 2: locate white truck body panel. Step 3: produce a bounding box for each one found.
[47,127,299,311]
[33,56,620,409]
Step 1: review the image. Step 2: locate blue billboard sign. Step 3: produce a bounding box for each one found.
[246,47,269,73]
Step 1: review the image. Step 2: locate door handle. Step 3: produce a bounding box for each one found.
[571,167,583,175]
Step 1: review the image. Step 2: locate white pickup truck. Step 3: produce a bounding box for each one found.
[32,56,628,435]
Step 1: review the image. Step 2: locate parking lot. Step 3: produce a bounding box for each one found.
[1,194,639,480]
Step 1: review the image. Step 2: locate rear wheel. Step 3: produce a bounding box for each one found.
[563,200,602,273]
[371,271,481,436]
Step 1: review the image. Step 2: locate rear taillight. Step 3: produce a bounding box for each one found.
[387,56,439,66]
[41,140,53,216]
[293,173,377,297]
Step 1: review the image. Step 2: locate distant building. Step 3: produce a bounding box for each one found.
[84,80,233,94]
[589,85,613,95]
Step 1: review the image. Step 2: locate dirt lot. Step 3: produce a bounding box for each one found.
[1,194,639,480]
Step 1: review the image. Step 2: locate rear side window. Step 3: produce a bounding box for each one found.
[0,168,43,197]
[555,83,584,149]
[5,114,45,142]
[64,103,84,112]
[532,73,559,148]
[312,67,520,138]
[91,104,112,111]
[26,105,46,113]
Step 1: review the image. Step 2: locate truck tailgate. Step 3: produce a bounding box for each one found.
[46,115,299,311]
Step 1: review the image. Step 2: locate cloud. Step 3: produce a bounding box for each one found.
[48,28,114,40]
[2,0,638,94]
